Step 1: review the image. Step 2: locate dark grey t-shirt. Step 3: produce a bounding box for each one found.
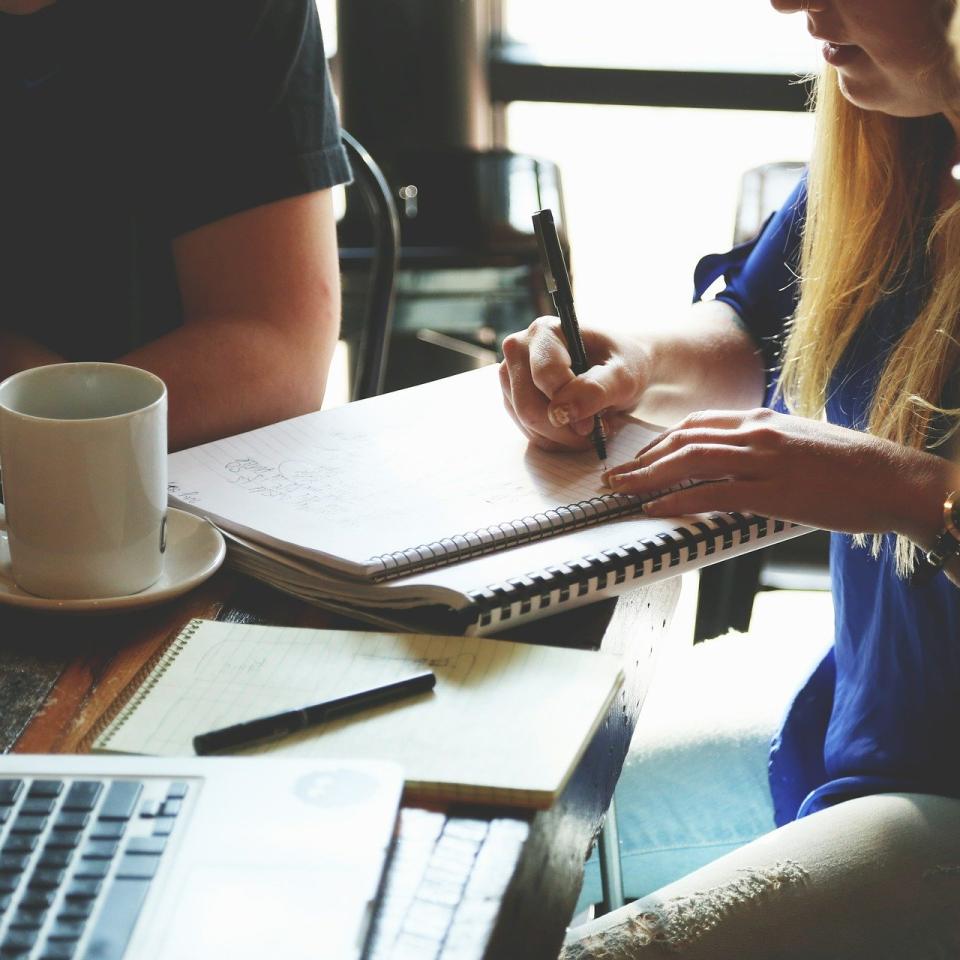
[0,0,351,359]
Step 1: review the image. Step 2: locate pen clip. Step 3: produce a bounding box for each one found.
[532,209,572,303]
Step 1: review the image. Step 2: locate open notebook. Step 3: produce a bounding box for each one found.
[90,619,625,809]
[168,367,808,634]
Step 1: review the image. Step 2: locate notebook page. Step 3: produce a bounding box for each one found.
[168,367,661,578]
[94,620,624,807]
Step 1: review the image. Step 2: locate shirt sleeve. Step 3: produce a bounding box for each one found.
[144,0,352,237]
[692,175,807,389]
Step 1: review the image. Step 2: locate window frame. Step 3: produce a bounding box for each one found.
[489,42,813,112]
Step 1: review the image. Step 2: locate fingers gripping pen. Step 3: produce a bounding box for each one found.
[532,208,608,464]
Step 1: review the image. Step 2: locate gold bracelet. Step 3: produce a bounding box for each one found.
[944,490,960,543]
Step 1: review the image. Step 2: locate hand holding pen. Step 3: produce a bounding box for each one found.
[531,209,608,466]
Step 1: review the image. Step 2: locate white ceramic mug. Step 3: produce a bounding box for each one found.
[0,363,168,599]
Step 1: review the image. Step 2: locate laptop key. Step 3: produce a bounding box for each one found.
[53,813,89,831]
[0,876,18,894]
[28,868,66,890]
[125,837,166,855]
[27,781,63,799]
[0,854,30,873]
[37,944,76,960]
[151,818,175,837]
[88,821,124,841]
[137,800,161,818]
[0,781,23,806]
[82,840,118,860]
[21,798,57,816]
[115,854,160,880]
[19,890,55,909]
[2,836,37,854]
[38,849,73,870]
[98,782,142,822]
[46,830,83,851]
[46,920,85,942]
[62,782,102,812]
[72,860,109,881]
[166,782,188,800]
[83,877,151,960]
[10,815,47,835]
[65,879,102,900]
[9,907,46,929]
[1,929,38,952]
[57,899,93,921]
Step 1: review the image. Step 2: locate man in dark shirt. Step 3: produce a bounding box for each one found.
[0,0,351,449]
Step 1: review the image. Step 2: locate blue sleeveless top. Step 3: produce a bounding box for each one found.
[693,177,960,826]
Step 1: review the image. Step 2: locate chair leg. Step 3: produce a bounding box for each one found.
[595,796,625,916]
[693,552,764,643]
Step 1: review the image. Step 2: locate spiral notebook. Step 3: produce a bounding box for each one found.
[90,619,625,809]
[168,367,808,635]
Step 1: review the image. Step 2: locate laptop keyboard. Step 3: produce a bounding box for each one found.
[368,809,529,960]
[0,777,188,960]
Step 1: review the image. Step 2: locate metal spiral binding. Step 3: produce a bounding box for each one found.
[368,493,643,582]
[467,514,791,631]
[89,618,203,750]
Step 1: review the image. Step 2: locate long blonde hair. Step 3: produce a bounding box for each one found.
[778,4,960,575]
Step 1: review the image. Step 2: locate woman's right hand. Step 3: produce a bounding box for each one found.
[499,316,649,451]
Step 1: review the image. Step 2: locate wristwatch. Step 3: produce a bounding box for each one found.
[915,491,960,585]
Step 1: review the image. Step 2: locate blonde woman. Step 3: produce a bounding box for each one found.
[501,0,960,956]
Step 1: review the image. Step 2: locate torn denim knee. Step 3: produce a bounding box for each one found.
[563,860,808,958]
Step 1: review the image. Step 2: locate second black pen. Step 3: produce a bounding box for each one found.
[193,670,438,755]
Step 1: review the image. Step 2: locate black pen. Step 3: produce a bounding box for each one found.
[532,208,608,465]
[192,670,437,755]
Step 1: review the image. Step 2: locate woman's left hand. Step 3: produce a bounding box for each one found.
[603,408,953,543]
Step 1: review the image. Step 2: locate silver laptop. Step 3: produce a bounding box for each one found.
[0,754,403,960]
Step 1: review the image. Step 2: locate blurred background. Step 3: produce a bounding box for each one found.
[319,0,817,359]
[319,0,830,645]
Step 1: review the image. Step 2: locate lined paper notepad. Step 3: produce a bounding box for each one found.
[167,367,809,635]
[92,619,624,809]
[167,366,661,580]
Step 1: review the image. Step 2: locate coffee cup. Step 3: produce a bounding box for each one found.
[0,362,168,599]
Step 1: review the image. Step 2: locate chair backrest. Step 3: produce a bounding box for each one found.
[340,131,401,402]
[733,161,805,245]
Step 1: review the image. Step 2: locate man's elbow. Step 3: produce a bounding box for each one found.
[277,301,342,415]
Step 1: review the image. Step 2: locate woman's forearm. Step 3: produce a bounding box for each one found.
[630,300,767,424]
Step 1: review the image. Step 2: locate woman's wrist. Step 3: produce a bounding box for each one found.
[890,447,960,551]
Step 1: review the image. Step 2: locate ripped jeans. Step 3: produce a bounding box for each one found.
[561,792,960,960]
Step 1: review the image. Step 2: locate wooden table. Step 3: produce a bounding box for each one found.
[1,569,680,960]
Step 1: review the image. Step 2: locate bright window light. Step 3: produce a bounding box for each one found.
[503,2,817,334]
[503,1,820,74]
[505,103,813,334]
[316,0,337,57]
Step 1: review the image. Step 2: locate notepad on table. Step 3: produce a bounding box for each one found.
[167,367,809,635]
[90,619,625,809]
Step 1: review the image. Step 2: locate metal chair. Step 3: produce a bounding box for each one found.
[339,131,401,401]
[693,161,828,643]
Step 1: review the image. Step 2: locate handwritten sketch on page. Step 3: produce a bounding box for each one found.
[168,367,661,575]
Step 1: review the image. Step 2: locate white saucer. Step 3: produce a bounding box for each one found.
[0,508,226,613]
